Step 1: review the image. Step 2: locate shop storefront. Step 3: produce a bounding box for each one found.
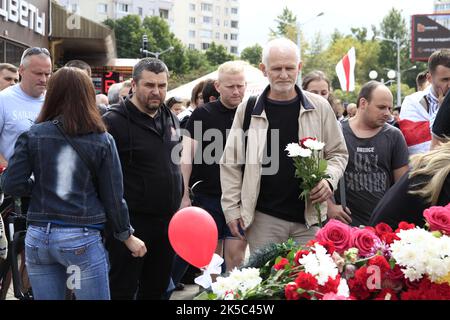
[0,0,116,68]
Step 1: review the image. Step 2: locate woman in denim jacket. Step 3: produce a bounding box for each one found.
[1,67,146,300]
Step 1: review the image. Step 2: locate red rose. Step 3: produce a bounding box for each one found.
[300,137,316,148]
[273,258,289,271]
[347,267,371,300]
[423,206,450,235]
[351,228,380,257]
[368,255,391,274]
[294,250,310,265]
[374,223,393,237]
[285,283,300,300]
[316,219,352,253]
[395,221,415,233]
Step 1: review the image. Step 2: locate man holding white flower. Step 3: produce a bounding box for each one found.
[220,38,348,253]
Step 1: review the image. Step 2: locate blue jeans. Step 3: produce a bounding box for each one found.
[25,224,110,300]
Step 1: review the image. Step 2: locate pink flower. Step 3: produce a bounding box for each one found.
[316,219,352,253]
[351,228,380,257]
[321,293,350,300]
[423,206,450,235]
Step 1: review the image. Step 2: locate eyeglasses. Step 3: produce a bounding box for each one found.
[20,47,51,64]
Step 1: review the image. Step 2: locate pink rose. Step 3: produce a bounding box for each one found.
[316,219,352,253]
[423,206,450,235]
[351,228,380,257]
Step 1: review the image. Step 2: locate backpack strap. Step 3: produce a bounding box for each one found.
[241,96,257,174]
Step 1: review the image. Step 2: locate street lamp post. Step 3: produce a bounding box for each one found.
[140,46,174,60]
[376,36,402,108]
[296,12,324,86]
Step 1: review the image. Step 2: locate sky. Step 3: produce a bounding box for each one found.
[238,0,435,51]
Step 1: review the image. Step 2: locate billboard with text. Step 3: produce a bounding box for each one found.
[412,14,450,61]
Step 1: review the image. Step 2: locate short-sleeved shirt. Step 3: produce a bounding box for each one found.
[0,84,44,161]
[432,93,450,139]
[335,121,409,227]
[185,99,236,196]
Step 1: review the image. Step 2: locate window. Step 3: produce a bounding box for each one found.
[225,7,229,15]
[216,19,220,26]
[189,44,196,50]
[202,43,211,50]
[224,33,228,40]
[231,7,238,14]
[224,20,229,27]
[230,33,238,40]
[189,30,196,38]
[200,30,213,38]
[138,7,143,16]
[215,32,220,40]
[97,3,107,14]
[231,20,238,28]
[189,17,196,24]
[201,3,213,12]
[203,16,212,24]
[215,6,220,14]
[230,46,238,54]
[118,3,128,13]
[71,3,79,13]
[149,9,155,15]
[160,9,169,19]
[189,3,196,11]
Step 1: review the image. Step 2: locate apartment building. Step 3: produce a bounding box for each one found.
[172,0,240,54]
[434,0,450,28]
[56,0,174,23]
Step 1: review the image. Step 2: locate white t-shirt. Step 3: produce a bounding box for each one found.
[0,84,44,161]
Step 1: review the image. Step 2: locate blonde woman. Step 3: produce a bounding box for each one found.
[370,142,450,227]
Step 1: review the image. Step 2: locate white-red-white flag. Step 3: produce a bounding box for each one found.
[336,47,356,92]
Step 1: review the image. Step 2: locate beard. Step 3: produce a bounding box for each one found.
[137,93,163,114]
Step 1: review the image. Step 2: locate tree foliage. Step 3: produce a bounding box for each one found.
[205,42,235,66]
[241,44,263,66]
[269,6,297,42]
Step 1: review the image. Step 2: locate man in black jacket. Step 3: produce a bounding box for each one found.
[103,58,183,300]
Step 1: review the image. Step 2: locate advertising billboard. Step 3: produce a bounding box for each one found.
[412,14,450,61]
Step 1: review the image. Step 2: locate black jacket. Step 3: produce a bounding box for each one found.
[102,98,183,218]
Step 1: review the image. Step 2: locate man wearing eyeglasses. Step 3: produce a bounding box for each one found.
[0,47,52,167]
[0,63,19,91]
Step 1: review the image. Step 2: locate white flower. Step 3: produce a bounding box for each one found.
[337,278,350,298]
[303,138,325,151]
[298,244,339,285]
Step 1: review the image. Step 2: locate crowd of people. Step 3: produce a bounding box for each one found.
[0,38,449,300]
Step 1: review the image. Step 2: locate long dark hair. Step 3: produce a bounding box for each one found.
[36,67,106,136]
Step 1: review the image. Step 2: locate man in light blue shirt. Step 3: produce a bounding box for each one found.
[0,48,52,167]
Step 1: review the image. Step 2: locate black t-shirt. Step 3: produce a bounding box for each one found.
[185,99,236,196]
[369,172,450,228]
[336,121,409,227]
[256,96,306,223]
[432,93,450,138]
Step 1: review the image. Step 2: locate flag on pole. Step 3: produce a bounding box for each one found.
[336,47,356,92]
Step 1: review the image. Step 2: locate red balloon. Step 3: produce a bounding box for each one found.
[169,207,218,269]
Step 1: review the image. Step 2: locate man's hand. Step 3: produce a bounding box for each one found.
[227,218,245,240]
[310,179,333,204]
[124,235,147,258]
[327,201,352,224]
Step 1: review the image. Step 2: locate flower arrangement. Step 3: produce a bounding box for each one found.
[196,204,450,300]
[285,137,329,227]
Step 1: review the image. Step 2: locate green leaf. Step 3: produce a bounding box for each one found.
[319,159,328,173]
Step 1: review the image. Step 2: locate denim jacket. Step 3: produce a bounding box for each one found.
[0,120,134,241]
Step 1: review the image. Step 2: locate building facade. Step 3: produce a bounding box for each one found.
[56,0,174,25]
[172,0,240,54]
[434,0,450,28]
[56,0,240,55]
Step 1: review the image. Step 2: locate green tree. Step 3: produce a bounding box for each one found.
[241,44,263,66]
[269,6,297,42]
[351,27,368,42]
[205,42,235,66]
[104,15,147,58]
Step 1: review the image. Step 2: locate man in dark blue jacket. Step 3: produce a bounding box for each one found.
[103,58,183,300]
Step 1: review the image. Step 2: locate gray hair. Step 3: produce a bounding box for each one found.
[132,58,169,83]
[107,83,122,105]
[261,38,300,66]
